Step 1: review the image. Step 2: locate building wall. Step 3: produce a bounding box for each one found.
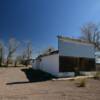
[58,38,95,58]
[32,60,38,69]
[95,52,100,64]
[32,38,95,77]
[39,54,59,76]
[95,52,100,70]
[58,38,95,74]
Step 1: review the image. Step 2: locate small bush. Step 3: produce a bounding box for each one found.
[94,72,100,80]
[76,78,86,87]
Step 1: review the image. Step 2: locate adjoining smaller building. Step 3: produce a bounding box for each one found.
[95,52,100,71]
[32,36,95,77]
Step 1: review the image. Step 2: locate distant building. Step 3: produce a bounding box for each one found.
[32,36,95,77]
[95,52,100,70]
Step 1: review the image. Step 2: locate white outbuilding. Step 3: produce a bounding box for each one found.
[32,36,95,77]
[95,52,100,70]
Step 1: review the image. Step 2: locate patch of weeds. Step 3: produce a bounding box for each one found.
[75,78,86,87]
[94,71,100,80]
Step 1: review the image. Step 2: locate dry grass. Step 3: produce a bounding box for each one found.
[75,78,86,87]
[93,71,100,79]
[0,67,100,100]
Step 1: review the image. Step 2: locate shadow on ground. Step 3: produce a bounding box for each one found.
[7,68,56,85]
[21,68,56,82]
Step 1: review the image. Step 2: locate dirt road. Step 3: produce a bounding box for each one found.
[0,67,100,100]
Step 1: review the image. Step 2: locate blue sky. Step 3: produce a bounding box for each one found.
[0,0,100,56]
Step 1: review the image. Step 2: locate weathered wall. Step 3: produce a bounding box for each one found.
[32,60,38,69]
[40,54,59,76]
[58,38,95,58]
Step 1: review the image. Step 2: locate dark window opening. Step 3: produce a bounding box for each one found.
[59,56,95,72]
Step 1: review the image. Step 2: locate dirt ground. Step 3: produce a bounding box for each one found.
[0,67,100,100]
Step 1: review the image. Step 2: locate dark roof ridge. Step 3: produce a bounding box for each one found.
[37,50,59,58]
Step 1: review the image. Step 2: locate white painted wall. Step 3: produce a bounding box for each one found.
[58,38,95,58]
[95,52,100,64]
[39,54,59,76]
[32,60,37,69]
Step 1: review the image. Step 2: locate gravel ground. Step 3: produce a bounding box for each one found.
[0,67,100,100]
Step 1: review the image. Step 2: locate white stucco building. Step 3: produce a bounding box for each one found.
[32,36,95,77]
[95,52,100,70]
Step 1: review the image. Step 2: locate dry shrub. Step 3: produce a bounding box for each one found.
[75,78,86,87]
[94,71,100,80]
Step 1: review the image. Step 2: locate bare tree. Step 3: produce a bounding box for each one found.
[26,42,32,60]
[7,38,19,66]
[0,41,4,66]
[80,22,100,50]
[15,55,23,67]
[21,41,33,66]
